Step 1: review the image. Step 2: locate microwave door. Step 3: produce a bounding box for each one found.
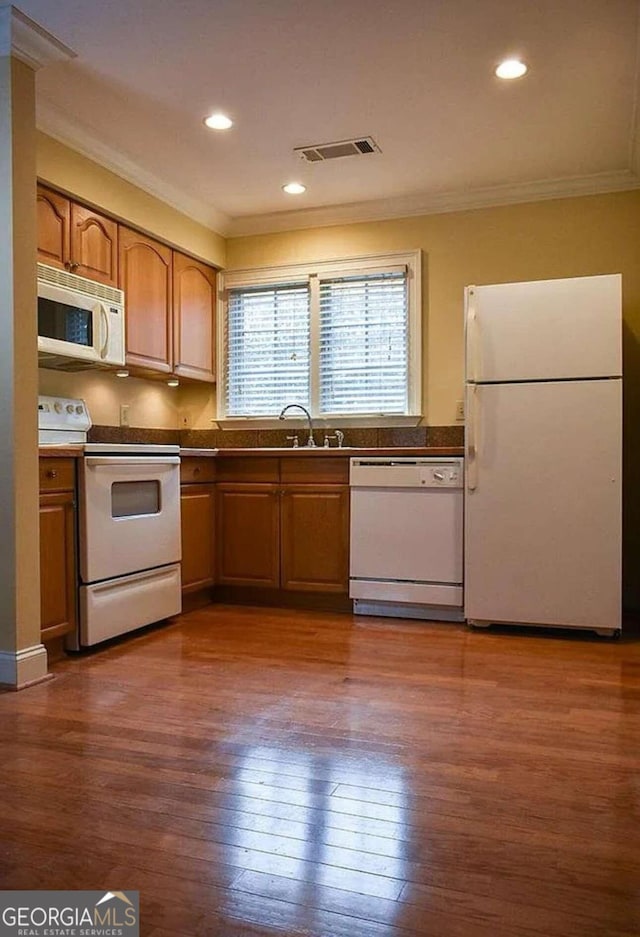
[38,283,99,364]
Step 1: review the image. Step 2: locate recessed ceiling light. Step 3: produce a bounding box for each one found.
[282,182,306,195]
[495,59,528,80]
[167,378,180,387]
[204,112,233,130]
[115,370,129,378]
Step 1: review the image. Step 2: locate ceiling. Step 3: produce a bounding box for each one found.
[19,0,640,236]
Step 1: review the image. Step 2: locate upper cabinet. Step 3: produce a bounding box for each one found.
[119,226,173,373]
[37,183,218,383]
[173,252,217,382]
[36,187,70,269]
[37,185,118,286]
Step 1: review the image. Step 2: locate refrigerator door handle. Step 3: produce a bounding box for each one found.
[466,384,479,491]
[465,288,481,383]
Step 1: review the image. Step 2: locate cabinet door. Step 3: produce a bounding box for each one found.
[217,484,279,588]
[119,226,173,372]
[39,491,76,641]
[181,484,215,592]
[281,485,349,593]
[70,204,118,285]
[37,185,70,270]
[173,252,217,382]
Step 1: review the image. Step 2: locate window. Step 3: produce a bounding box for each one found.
[220,250,421,422]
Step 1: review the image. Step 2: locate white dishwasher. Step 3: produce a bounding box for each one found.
[350,456,464,621]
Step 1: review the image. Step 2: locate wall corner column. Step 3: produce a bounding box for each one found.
[0,5,74,689]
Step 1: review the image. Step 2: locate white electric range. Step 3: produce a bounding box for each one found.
[39,396,182,648]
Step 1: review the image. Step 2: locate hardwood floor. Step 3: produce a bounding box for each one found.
[1,606,639,936]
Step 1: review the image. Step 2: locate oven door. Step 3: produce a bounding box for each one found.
[79,456,181,583]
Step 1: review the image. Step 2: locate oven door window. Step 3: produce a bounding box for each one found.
[38,297,93,346]
[111,480,160,518]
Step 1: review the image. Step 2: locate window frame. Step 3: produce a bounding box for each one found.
[217,249,422,428]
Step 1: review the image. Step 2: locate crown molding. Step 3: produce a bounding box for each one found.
[227,169,640,237]
[0,4,75,69]
[34,84,640,240]
[37,96,231,236]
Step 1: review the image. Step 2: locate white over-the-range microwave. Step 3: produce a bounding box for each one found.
[37,262,125,369]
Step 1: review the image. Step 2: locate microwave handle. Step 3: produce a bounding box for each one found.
[99,304,110,359]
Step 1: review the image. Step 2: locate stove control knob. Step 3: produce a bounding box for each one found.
[53,402,62,413]
[75,405,83,414]
[66,404,74,413]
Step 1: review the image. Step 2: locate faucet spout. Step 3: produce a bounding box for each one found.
[278,404,316,447]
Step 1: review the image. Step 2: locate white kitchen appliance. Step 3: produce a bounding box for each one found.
[38,263,125,370]
[464,274,622,636]
[38,396,182,648]
[350,456,464,620]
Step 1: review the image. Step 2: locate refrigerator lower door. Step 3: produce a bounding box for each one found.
[465,379,621,631]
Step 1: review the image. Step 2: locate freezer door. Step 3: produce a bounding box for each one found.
[464,380,621,630]
[465,275,621,383]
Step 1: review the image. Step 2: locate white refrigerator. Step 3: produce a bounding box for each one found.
[464,274,622,636]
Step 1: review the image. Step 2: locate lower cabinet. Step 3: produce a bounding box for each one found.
[180,458,216,598]
[39,459,77,642]
[180,483,216,592]
[281,485,349,592]
[216,484,280,587]
[216,475,350,596]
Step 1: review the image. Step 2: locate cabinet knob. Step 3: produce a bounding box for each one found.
[193,467,201,476]
[46,469,58,478]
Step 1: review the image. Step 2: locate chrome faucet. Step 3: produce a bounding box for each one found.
[278,403,316,447]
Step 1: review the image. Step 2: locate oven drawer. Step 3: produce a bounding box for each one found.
[80,563,181,646]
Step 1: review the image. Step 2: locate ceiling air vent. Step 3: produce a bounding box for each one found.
[295,137,381,163]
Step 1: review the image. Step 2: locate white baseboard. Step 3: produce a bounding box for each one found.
[0,643,49,689]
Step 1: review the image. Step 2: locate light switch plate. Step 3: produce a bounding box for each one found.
[120,404,130,427]
[455,399,464,421]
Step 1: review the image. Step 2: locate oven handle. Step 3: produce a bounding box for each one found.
[85,456,181,466]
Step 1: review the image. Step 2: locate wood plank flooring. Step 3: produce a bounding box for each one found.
[1,606,639,936]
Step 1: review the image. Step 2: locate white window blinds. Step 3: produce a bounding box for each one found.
[226,282,310,416]
[318,270,408,414]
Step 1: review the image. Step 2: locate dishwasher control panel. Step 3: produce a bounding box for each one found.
[350,457,463,489]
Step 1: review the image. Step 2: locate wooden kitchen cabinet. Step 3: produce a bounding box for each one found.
[39,458,77,642]
[281,484,349,593]
[217,483,280,588]
[37,185,118,286]
[119,226,173,373]
[37,186,70,269]
[173,251,217,382]
[181,484,216,592]
[215,456,350,601]
[180,456,216,595]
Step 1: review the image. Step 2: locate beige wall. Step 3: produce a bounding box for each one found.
[36,132,226,268]
[227,192,640,606]
[39,368,180,429]
[227,191,640,425]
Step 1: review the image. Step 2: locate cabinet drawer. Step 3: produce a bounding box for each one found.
[180,458,216,484]
[39,458,75,492]
[280,457,349,485]
[216,457,279,483]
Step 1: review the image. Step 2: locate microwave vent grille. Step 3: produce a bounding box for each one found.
[37,263,124,304]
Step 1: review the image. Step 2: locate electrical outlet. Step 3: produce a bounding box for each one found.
[120,404,130,427]
[180,409,192,429]
[455,399,465,422]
